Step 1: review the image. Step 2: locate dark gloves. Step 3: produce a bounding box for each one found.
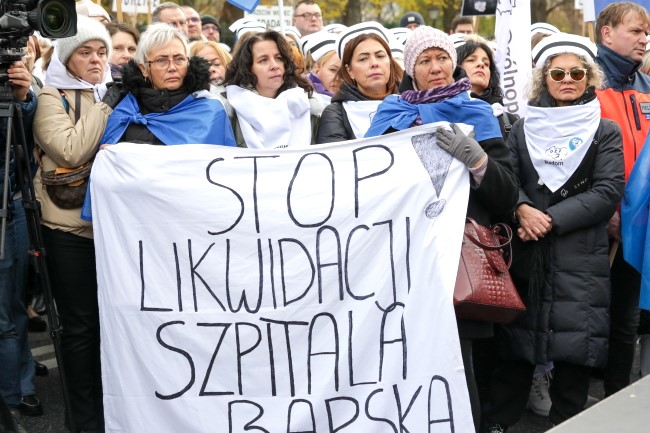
[435,123,487,168]
[102,81,127,109]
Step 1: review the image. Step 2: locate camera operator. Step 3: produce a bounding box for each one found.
[0,57,40,433]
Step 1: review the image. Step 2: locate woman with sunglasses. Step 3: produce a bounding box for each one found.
[482,33,625,432]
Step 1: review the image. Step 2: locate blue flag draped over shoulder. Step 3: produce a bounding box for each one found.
[622,133,650,311]
[81,92,236,221]
[364,92,502,141]
[100,93,236,146]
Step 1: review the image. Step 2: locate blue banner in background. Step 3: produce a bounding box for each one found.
[227,0,261,13]
[595,0,650,15]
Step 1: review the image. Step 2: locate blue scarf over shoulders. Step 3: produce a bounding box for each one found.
[81,92,236,221]
[364,92,502,141]
[101,93,236,146]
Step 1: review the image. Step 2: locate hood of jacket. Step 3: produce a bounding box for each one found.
[121,56,211,95]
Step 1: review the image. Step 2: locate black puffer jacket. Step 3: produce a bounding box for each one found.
[497,92,625,368]
[118,57,211,145]
[315,81,372,143]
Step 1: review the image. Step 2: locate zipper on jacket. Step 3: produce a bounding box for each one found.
[630,94,642,131]
[622,92,640,161]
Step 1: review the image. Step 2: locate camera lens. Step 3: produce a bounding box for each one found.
[28,0,77,38]
[41,2,67,34]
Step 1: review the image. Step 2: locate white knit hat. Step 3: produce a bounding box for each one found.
[531,32,597,68]
[335,21,390,60]
[403,26,456,78]
[56,15,111,65]
[75,0,111,22]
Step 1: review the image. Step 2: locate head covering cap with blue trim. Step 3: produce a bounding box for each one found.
[530,22,560,37]
[335,21,390,60]
[229,17,266,39]
[531,32,597,68]
[300,31,337,61]
[324,23,347,34]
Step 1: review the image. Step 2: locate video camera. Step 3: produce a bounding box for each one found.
[0,0,76,92]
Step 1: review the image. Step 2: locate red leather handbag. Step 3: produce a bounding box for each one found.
[453,217,526,323]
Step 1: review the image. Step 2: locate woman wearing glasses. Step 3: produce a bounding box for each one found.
[482,34,625,432]
[99,23,235,146]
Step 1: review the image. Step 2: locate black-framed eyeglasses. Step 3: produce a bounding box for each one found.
[187,17,201,23]
[147,56,188,70]
[547,67,588,83]
[294,12,322,19]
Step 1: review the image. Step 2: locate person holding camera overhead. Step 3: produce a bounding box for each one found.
[32,16,120,433]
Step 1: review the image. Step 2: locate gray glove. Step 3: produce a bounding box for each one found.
[435,123,486,168]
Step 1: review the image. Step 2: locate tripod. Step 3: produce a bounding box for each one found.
[0,92,76,432]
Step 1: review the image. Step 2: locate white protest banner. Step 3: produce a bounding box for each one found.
[92,124,474,433]
[111,0,160,15]
[495,0,531,118]
[245,5,293,28]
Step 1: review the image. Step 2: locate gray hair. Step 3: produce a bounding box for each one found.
[152,2,183,23]
[528,53,605,105]
[135,23,188,66]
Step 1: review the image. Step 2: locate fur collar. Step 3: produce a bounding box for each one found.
[120,56,211,94]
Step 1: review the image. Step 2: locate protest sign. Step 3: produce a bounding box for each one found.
[92,124,474,432]
[495,0,532,118]
[111,0,160,15]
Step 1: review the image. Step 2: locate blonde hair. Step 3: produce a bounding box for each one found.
[528,53,604,105]
[189,41,232,69]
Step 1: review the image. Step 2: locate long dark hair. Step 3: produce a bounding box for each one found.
[456,38,502,98]
[224,30,313,97]
[338,33,402,97]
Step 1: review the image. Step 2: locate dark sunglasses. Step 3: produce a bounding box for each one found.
[547,67,588,82]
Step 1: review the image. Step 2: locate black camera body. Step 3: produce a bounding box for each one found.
[0,0,76,96]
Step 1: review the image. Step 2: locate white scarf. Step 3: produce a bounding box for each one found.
[524,98,600,193]
[226,85,312,149]
[45,46,112,102]
[343,100,382,139]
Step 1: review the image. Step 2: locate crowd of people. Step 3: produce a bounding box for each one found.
[0,1,648,432]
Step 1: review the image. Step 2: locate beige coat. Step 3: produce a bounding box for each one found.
[33,87,112,239]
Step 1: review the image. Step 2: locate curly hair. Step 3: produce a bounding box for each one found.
[224,30,313,98]
[456,35,501,97]
[337,33,402,97]
[528,53,605,105]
